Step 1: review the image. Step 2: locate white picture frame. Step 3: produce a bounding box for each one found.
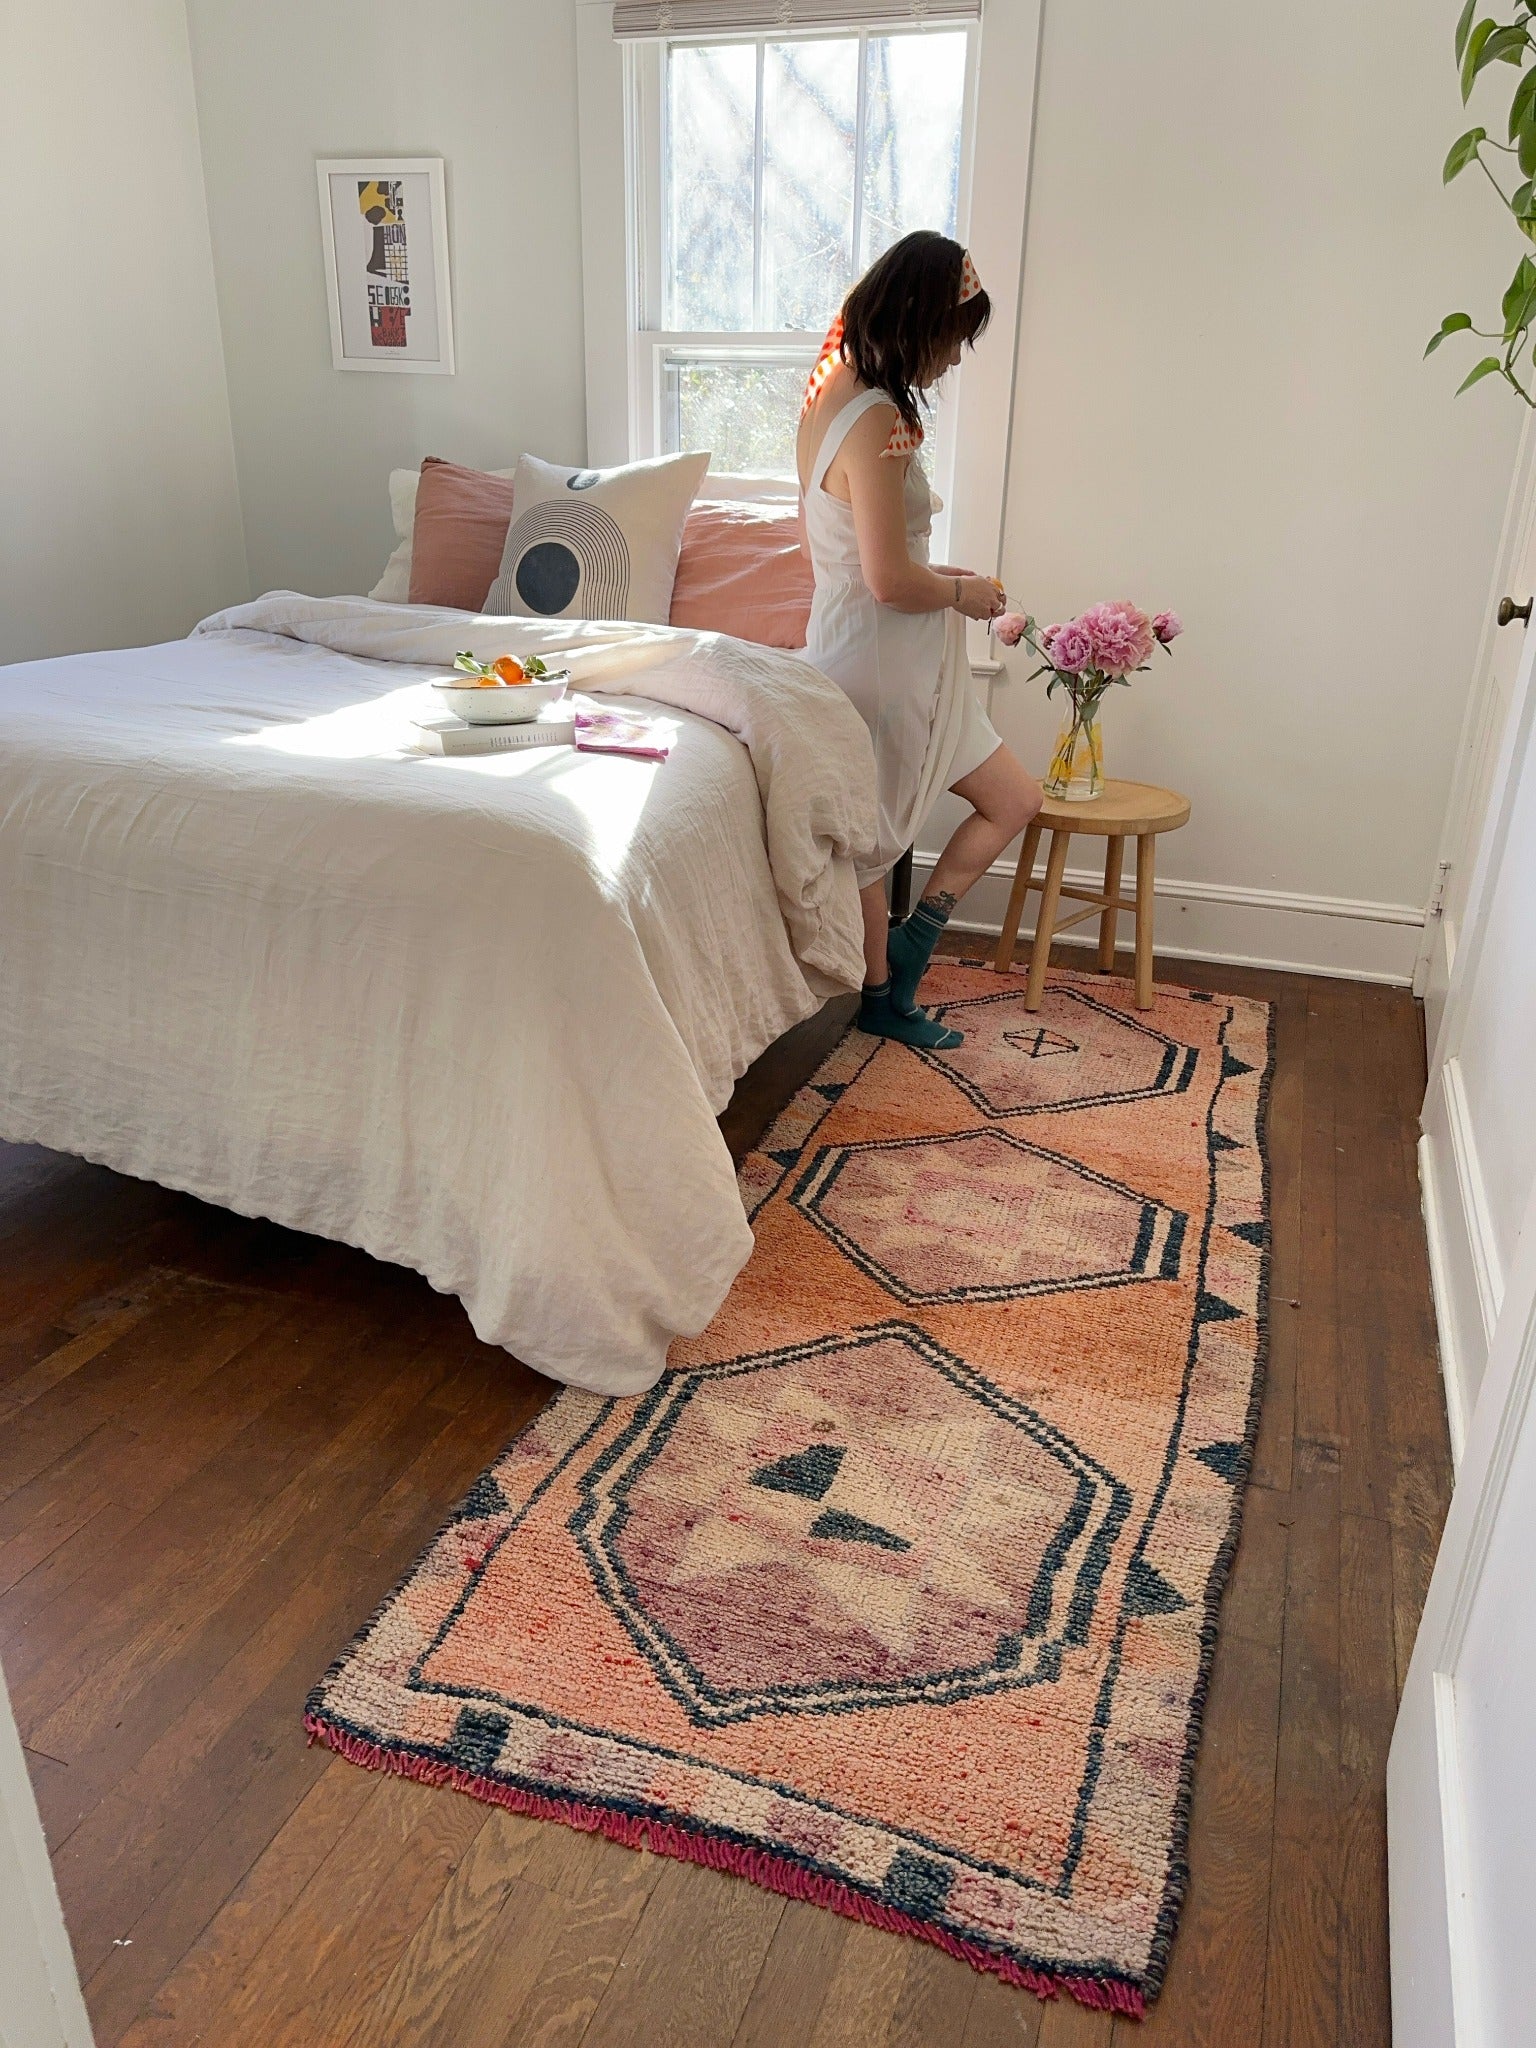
[315,156,455,374]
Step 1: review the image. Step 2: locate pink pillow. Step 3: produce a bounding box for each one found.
[668,499,814,649]
[407,457,516,611]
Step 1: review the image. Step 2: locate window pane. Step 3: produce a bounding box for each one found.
[667,42,757,331]
[761,38,859,334]
[664,356,811,477]
[860,30,967,268]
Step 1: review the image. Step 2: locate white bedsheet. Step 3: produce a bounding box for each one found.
[0,595,875,1393]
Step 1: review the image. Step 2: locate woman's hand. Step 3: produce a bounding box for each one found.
[952,574,1006,622]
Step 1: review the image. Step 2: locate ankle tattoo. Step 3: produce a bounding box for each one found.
[918,890,957,920]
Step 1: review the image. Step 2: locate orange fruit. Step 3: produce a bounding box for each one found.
[492,656,526,686]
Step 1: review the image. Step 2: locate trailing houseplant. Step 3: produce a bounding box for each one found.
[1427,1,1536,402]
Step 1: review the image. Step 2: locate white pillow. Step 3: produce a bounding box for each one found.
[485,450,710,624]
[369,463,516,603]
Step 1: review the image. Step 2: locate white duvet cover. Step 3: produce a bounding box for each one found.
[0,594,876,1393]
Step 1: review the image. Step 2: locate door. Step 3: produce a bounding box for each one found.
[1391,459,1536,2041]
[1419,415,1536,1053]
[1388,1181,1536,2048]
[1418,551,1536,1451]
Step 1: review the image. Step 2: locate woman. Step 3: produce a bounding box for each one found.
[798,231,1042,1050]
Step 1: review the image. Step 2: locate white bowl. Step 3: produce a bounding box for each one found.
[431,672,570,724]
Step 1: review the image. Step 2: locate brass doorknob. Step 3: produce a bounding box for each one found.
[1498,595,1533,626]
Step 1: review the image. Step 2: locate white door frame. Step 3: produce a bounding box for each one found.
[0,1652,93,2047]
[1389,1170,1536,2048]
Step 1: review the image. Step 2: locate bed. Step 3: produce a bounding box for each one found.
[0,592,876,1394]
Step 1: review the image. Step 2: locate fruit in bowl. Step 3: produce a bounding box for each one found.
[432,650,571,723]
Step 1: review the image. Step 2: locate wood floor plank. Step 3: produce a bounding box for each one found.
[337,1814,542,2047]
[1250,979,1306,1494]
[114,1758,383,2048]
[1293,983,1341,1449]
[961,1974,1045,2047]
[730,1899,852,2048]
[442,1833,659,2048]
[803,1919,933,2048]
[1130,1485,1288,2048]
[1261,1437,1341,2048]
[578,1857,785,2048]
[212,1776,491,2048]
[69,1361,533,2026]
[1337,1512,1396,2048]
[1035,1994,1112,2045]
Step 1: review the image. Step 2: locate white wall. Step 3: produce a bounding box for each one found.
[0,0,248,663]
[922,0,1525,983]
[183,0,590,602]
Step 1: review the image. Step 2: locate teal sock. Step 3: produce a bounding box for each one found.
[887,893,954,1014]
[859,979,963,1051]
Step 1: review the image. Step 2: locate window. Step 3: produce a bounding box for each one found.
[630,26,976,477]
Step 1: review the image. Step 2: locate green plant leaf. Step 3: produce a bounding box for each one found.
[1457,355,1506,392]
[1484,23,1531,71]
[1445,125,1489,178]
[1503,253,1536,333]
[1457,0,1478,58]
[1509,62,1536,138]
[1464,18,1497,98]
[1426,312,1476,355]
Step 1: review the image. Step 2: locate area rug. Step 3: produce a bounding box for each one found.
[306,963,1272,2017]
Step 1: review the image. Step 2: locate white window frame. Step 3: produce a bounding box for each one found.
[626,23,979,504]
[576,0,1044,650]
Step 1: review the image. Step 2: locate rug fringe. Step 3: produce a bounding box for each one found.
[304,1712,1146,2019]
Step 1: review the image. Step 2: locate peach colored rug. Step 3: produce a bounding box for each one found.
[307,964,1272,2017]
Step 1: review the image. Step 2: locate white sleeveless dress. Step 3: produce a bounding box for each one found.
[801,385,1001,887]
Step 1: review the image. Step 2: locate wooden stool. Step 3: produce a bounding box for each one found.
[993,779,1191,1010]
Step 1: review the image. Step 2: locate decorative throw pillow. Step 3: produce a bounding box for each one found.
[368,468,422,601]
[407,458,518,611]
[669,499,814,649]
[369,461,517,604]
[485,450,710,624]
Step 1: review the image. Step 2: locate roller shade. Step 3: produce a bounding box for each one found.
[614,1,980,39]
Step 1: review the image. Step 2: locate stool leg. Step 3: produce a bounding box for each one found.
[1098,835,1124,973]
[1025,829,1070,1011]
[1134,832,1156,1008]
[993,818,1042,973]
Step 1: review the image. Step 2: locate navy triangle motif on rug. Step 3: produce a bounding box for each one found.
[1123,1558,1189,1617]
[750,1442,845,1501]
[1194,1441,1244,1484]
[809,1507,911,1551]
[1195,1290,1243,1326]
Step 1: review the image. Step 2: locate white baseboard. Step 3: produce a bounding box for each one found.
[910,849,1425,985]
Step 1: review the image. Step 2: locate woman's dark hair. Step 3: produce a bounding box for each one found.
[839,231,991,437]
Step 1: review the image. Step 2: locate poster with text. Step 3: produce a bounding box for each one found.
[317,159,454,373]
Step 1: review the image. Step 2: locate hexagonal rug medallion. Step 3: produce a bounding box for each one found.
[308,967,1272,2020]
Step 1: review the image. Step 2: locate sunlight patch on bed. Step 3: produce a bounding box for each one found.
[224,683,448,760]
[548,755,664,879]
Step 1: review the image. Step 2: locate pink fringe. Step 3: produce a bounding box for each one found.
[304,1712,1146,2020]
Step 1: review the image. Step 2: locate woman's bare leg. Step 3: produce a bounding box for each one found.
[927,744,1043,908]
[888,745,1042,1012]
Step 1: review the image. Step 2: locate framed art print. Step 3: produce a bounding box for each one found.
[316,158,455,374]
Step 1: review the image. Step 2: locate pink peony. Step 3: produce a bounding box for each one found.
[993,612,1029,648]
[1046,618,1096,673]
[1153,610,1183,644]
[1080,600,1155,677]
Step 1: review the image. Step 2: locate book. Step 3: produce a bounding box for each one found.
[410,710,576,756]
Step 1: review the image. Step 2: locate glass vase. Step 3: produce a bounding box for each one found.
[1043,694,1105,801]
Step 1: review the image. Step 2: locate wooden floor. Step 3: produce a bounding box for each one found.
[1,946,1451,2048]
